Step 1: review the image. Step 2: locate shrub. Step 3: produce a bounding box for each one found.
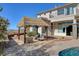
[27,31,38,37]
[0,8,9,55]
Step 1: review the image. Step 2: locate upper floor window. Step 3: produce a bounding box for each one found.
[70,7,74,14]
[57,6,74,15]
[66,7,70,15]
[66,6,74,15]
[57,8,64,15]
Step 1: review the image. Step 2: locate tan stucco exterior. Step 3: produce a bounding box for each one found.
[37,3,79,39]
[16,3,79,40]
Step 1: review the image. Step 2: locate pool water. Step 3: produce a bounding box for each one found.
[59,47,79,56]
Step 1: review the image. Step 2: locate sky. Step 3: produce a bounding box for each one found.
[0,3,64,30]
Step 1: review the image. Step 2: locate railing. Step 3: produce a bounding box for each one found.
[49,14,75,22]
[51,14,74,19]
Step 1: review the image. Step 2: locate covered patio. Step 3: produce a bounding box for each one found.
[50,15,79,39]
[17,17,50,43]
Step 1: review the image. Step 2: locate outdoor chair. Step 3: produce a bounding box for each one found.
[38,35,46,41]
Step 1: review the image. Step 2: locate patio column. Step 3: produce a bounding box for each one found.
[51,23,54,35]
[65,27,67,36]
[45,26,48,36]
[48,26,51,36]
[38,26,42,37]
[73,19,77,39]
[24,26,26,43]
[18,27,20,40]
[24,19,27,44]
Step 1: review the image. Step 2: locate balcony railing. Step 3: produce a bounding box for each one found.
[50,15,75,22]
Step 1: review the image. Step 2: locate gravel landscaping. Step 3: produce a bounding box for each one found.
[3,39,50,56]
[3,38,79,56]
[4,40,27,56]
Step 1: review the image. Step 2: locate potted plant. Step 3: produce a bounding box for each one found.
[27,31,37,43]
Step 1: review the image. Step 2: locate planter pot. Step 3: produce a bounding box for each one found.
[26,37,33,43]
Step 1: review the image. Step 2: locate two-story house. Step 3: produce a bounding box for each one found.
[36,3,79,39]
[18,3,79,40]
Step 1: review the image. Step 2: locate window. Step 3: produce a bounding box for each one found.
[58,25,63,33]
[58,24,66,33]
[63,27,65,33]
[70,7,74,14]
[66,7,70,15]
[58,27,65,33]
[66,6,74,15]
[57,8,64,15]
[58,29,63,33]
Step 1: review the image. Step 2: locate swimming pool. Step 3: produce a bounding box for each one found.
[59,47,79,56]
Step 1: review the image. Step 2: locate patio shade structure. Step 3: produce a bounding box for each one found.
[18,17,49,43]
[18,17,49,27]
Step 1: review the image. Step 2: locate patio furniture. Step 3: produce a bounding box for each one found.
[38,35,46,41]
[44,35,56,40]
[38,37,45,41]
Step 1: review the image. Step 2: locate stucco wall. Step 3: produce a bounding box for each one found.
[51,10,57,17]
[37,10,57,19]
